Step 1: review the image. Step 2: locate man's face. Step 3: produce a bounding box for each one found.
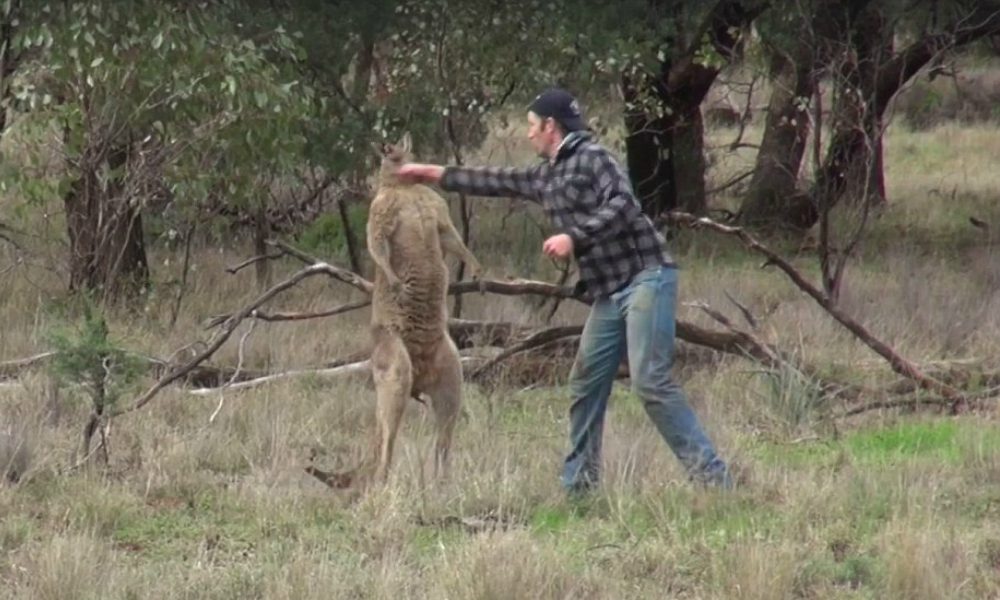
[527,111,557,159]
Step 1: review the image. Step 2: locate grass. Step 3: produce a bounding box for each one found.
[3,114,1000,597]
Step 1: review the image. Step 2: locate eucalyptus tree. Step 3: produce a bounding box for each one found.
[8,1,313,301]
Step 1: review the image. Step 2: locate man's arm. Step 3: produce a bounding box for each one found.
[564,152,643,253]
[398,163,541,201]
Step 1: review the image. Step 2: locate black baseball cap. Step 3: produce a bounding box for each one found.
[528,87,588,132]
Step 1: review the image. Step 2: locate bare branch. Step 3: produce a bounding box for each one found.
[470,325,583,379]
[266,239,374,294]
[225,252,285,275]
[448,278,580,300]
[705,169,756,196]
[113,263,341,416]
[0,352,57,380]
[447,319,531,348]
[169,222,197,330]
[840,396,960,418]
[205,299,372,329]
[207,318,257,423]
[723,290,759,330]
[189,355,484,396]
[667,211,965,407]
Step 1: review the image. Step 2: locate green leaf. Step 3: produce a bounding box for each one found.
[90,56,104,68]
[152,31,163,50]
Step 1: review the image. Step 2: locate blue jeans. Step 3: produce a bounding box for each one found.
[561,266,731,492]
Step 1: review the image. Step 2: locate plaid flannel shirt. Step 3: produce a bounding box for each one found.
[440,131,673,298]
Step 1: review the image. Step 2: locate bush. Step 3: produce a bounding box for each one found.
[48,304,145,415]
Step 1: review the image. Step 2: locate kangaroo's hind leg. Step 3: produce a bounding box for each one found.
[371,327,413,484]
[420,336,463,479]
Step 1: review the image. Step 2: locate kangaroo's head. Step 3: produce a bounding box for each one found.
[377,132,413,185]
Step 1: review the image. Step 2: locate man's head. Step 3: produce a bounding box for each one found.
[526,87,587,159]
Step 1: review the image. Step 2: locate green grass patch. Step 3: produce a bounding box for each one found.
[529,503,587,535]
[753,418,1000,469]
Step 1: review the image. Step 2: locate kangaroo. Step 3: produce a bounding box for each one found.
[320,132,484,489]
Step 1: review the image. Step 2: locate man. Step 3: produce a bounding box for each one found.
[397,87,732,492]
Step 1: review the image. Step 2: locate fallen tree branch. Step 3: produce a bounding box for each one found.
[223,240,824,378]
[205,298,371,329]
[207,318,258,422]
[114,263,341,416]
[271,238,581,302]
[666,212,965,408]
[448,319,532,348]
[0,352,57,380]
[266,240,373,294]
[838,396,977,418]
[188,355,485,395]
[266,238,324,266]
[470,325,583,379]
[226,251,285,275]
[448,278,580,300]
[191,361,372,396]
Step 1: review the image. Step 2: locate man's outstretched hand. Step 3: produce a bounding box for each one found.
[396,163,445,184]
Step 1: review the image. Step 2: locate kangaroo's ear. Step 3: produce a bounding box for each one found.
[398,131,412,155]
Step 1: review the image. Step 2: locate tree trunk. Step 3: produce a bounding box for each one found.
[621,76,707,216]
[623,0,764,218]
[739,48,815,227]
[336,193,363,275]
[64,144,150,302]
[673,105,707,215]
[622,73,674,217]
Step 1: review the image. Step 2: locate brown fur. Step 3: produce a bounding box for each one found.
[334,133,483,488]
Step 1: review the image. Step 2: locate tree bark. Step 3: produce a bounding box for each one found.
[739,47,815,227]
[622,74,674,217]
[339,177,364,276]
[673,105,707,215]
